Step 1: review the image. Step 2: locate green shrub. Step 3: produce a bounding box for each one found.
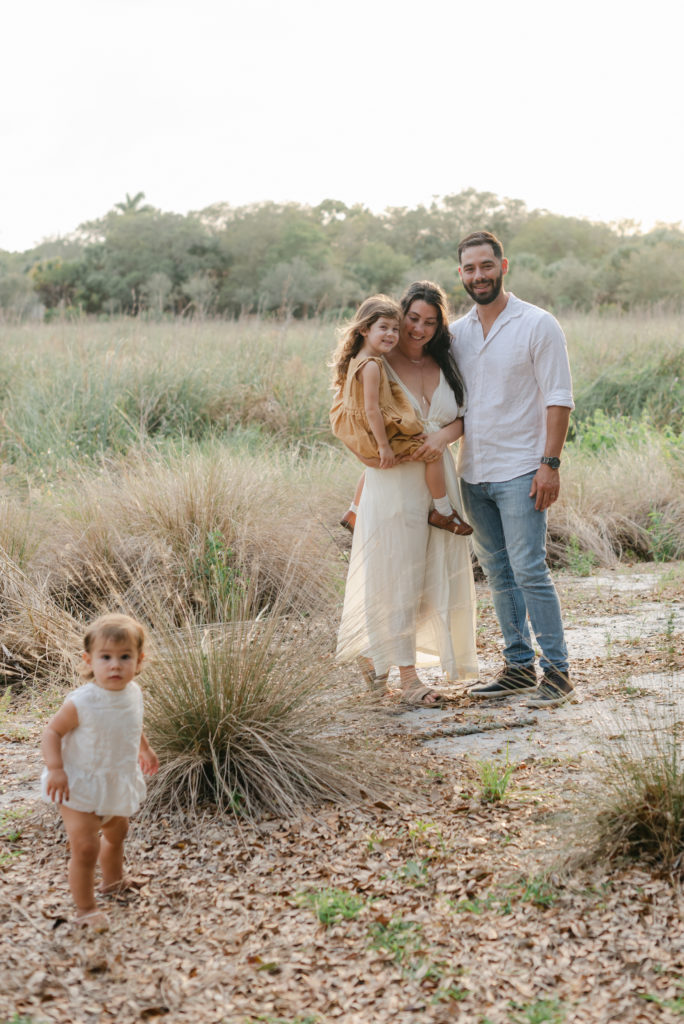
[572,350,684,434]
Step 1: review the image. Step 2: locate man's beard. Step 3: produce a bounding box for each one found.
[463,272,503,306]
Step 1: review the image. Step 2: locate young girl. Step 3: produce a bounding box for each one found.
[330,294,472,536]
[41,613,159,929]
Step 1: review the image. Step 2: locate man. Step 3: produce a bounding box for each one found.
[450,230,575,708]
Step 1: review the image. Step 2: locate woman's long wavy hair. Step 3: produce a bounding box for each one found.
[400,281,465,407]
[330,294,402,389]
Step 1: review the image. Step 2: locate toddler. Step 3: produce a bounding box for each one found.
[41,613,158,929]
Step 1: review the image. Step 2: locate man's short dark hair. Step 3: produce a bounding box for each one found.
[458,231,504,263]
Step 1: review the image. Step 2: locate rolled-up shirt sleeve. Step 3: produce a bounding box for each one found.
[531,312,575,410]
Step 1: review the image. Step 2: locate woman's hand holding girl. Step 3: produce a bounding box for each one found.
[411,419,464,462]
[411,431,447,462]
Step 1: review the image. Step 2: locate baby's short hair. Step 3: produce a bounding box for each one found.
[80,613,146,679]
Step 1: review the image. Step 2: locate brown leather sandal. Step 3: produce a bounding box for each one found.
[427,509,473,536]
[399,681,447,707]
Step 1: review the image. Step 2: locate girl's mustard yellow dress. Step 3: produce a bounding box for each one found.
[330,354,424,458]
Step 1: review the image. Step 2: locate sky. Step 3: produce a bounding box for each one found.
[1,0,681,252]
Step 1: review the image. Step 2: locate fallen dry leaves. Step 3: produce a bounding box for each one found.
[1,563,683,1024]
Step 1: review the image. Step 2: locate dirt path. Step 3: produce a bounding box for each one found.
[1,562,683,1024]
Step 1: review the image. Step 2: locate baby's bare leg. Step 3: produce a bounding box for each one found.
[98,815,129,892]
[424,457,447,500]
[59,805,103,916]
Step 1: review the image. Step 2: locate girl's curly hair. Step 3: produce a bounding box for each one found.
[330,294,402,388]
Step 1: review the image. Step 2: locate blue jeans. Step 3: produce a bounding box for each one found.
[460,472,568,674]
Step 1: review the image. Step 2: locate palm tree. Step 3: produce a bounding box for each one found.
[114,191,152,215]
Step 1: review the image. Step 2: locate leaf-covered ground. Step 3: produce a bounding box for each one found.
[1,563,683,1024]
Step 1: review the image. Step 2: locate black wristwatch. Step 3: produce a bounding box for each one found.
[540,456,561,470]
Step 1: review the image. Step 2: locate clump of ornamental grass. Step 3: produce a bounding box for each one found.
[574,675,684,874]
[141,584,379,820]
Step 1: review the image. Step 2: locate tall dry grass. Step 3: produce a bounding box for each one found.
[564,309,684,432]
[1,443,353,686]
[0,313,681,820]
[1,311,681,479]
[549,429,684,565]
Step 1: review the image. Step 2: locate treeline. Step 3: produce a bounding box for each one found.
[2,189,684,319]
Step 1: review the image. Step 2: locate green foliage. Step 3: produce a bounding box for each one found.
[508,998,566,1023]
[0,687,11,718]
[367,918,423,965]
[452,876,557,915]
[647,510,682,561]
[8,190,684,319]
[518,875,558,908]
[452,893,503,915]
[563,536,596,576]
[192,530,248,619]
[568,408,683,451]
[432,984,468,1004]
[572,349,684,434]
[476,754,516,803]
[395,858,429,886]
[298,887,365,926]
[0,807,27,865]
[642,978,684,1014]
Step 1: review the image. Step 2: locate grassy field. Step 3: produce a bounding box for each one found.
[1,313,682,569]
[0,311,681,689]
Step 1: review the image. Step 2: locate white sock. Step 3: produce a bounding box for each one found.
[350,502,359,514]
[433,496,452,516]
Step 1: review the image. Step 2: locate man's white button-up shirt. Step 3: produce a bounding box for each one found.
[449,293,574,484]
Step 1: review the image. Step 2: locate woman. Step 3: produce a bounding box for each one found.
[336,281,478,705]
